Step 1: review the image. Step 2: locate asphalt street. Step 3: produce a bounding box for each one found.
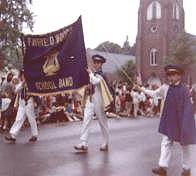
[0,117,195,176]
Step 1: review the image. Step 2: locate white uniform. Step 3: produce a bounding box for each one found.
[1,98,11,111]
[131,90,140,117]
[142,84,191,169]
[80,72,109,146]
[9,82,38,138]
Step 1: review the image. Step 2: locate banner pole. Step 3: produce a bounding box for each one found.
[101,44,136,85]
[20,34,25,58]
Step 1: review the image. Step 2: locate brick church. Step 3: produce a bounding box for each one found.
[136,0,196,86]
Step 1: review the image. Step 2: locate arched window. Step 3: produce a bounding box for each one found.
[147,1,161,20]
[150,48,158,66]
[173,3,180,20]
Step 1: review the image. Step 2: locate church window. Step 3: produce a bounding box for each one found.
[147,1,161,20]
[150,48,158,66]
[173,3,180,20]
[150,25,158,33]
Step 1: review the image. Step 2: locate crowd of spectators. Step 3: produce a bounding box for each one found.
[0,69,195,133]
[109,81,162,118]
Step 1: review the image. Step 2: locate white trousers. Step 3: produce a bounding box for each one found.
[133,103,139,117]
[80,101,109,145]
[10,99,38,138]
[159,136,191,170]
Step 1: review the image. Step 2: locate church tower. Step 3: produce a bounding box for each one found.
[136,0,185,83]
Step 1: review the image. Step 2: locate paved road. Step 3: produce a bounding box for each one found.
[0,117,195,176]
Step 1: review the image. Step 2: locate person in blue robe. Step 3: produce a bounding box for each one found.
[138,65,196,176]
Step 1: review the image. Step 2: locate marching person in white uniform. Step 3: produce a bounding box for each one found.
[74,54,113,151]
[5,69,38,143]
[131,88,141,117]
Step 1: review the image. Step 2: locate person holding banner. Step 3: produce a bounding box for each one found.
[74,54,113,152]
[4,69,38,143]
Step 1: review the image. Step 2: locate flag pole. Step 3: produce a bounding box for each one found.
[101,44,136,85]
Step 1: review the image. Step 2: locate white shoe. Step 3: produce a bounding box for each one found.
[100,144,108,151]
[74,143,88,151]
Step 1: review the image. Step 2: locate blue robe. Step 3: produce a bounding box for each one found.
[159,83,196,145]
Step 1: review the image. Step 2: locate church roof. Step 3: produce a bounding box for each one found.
[86,49,135,73]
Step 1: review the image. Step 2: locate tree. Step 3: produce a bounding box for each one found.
[95,37,135,55]
[122,35,132,55]
[165,32,196,71]
[123,35,130,48]
[95,41,122,54]
[0,0,34,68]
[117,60,136,85]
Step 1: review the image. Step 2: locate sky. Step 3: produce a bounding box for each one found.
[23,0,196,49]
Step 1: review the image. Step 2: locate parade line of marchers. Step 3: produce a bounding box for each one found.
[35,76,73,91]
